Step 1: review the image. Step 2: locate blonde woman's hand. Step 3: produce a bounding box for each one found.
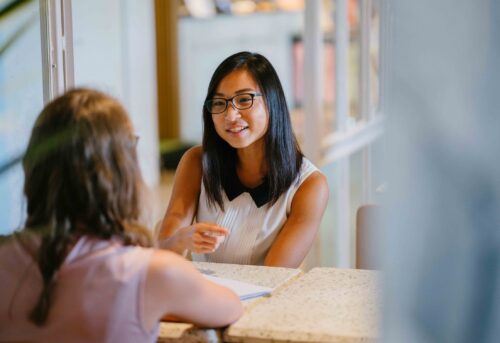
[180,223,229,254]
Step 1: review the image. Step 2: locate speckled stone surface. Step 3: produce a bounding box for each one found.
[225,268,380,343]
[157,323,223,343]
[193,262,303,295]
[157,262,302,342]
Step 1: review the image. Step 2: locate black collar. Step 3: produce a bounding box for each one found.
[223,168,271,208]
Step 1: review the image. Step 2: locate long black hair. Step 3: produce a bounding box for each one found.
[21,88,152,326]
[202,51,303,210]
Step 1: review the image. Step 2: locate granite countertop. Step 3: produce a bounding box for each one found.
[225,268,381,343]
[193,262,303,294]
[157,262,303,343]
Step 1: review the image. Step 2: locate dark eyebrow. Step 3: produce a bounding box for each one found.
[235,88,256,94]
[213,88,257,97]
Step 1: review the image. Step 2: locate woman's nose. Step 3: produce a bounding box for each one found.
[225,103,241,121]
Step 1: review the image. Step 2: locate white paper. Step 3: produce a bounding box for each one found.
[203,274,272,301]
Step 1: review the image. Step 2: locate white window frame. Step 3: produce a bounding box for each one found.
[303,0,385,268]
[39,0,74,103]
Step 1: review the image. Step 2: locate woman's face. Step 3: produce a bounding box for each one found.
[211,69,269,150]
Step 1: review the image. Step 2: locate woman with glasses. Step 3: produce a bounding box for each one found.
[0,88,242,342]
[159,51,328,267]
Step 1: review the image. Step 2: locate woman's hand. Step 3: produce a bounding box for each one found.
[178,223,229,254]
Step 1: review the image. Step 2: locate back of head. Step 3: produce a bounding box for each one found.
[23,88,143,238]
[21,88,151,325]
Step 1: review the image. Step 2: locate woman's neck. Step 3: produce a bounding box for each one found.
[236,143,267,188]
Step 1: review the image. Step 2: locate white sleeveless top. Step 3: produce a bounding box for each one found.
[192,158,319,265]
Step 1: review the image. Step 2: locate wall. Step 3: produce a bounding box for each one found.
[177,11,303,143]
[72,0,160,186]
[0,0,160,234]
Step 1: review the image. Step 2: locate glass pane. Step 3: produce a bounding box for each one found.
[316,0,362,137]
[0,0,44,234]
[370,0,380,113]
[371,139,386,204]
[290,0,333,143]
[316,148,364,267]
[72,0,125,96]
[318,161,338,267]
[293,0,366,140]
[71,0,160,189]
[349,148,364,264]
[348,0,361,122]
[321,0,381,137]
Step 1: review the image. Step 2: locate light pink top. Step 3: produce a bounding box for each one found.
[0,235,159,343]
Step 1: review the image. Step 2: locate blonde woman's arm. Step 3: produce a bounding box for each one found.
[143,250,243,331]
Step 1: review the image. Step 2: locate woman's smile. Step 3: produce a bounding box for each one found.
[226,125,249,134]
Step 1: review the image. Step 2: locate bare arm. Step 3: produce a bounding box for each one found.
[143,250,243,330]
[264,171,329,268]
[158,146,228,255]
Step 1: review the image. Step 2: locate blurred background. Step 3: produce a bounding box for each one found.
[0,0,383,270]
[1,0,499,341]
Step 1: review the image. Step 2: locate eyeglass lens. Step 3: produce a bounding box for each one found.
[206,93,255,114]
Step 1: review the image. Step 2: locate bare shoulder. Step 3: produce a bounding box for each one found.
[180,145,203,167]
[292,171,329,208]
[300,171,329,194]
[173,145,203,185]
[148,249,198,280]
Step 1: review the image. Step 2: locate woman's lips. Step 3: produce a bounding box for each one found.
[226,126,248,133]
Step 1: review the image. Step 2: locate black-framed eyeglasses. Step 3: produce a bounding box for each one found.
[205,92,262,114]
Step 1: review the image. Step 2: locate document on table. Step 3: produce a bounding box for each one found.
[203,274,272,301]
